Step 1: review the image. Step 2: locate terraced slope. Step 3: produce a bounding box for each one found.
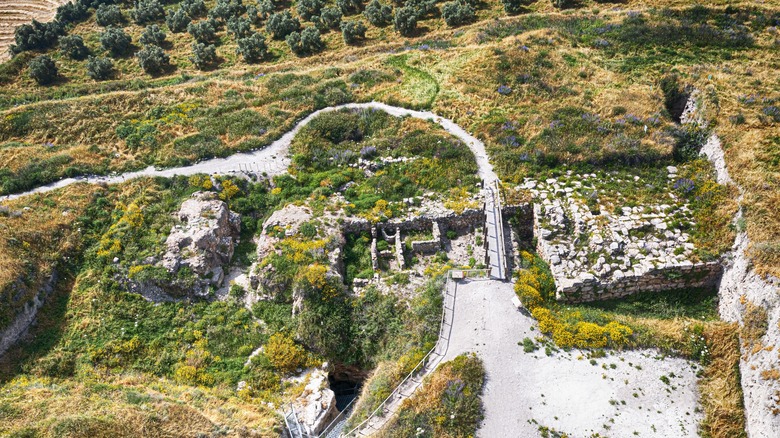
[0,0,66,61]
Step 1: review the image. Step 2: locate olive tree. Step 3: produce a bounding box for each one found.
[86,56,114,80]
[28,55,58,85]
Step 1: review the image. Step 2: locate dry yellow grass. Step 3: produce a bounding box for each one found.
[699,322,747,438]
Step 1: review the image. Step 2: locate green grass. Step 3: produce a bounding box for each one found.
[571,287,719,322]
[383,54,440,110]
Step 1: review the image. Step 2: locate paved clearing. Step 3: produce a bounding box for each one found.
[443,279,703,438]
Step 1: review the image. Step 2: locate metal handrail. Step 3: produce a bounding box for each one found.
[317,396,358,437]
[340,277,455,437]
[494,180,508,280]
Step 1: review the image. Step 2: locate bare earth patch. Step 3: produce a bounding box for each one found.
[443,280,703,437]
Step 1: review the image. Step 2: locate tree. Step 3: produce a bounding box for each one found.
[100,26,132,56]
[96,4,123,27]
[227,16,252,39]
[236,32,267,63]
[190,42,217,69]
[297,0,325,21]
[181,0,208,18]
[140,24,166,46]
[246,5,263,25]
[257,0,275,19]
[319,6,342,29]
[337,0,363,15]
[266,11,300,40]
[363,0,392,26]
[188,19,217,43]
[55,1,89,24]
[166,8,191,33]
[59,34,89,60]
[132,0,165,25]
[393,6,417,36]
[210,0,246,23]
[441,0,474,27]
[136,44,169,74]
[28,55,58,85]
[340,20,366,44]
[286,26,323,55]
[86,55,114,80]
[12,20,64,53]
[501,0,527,15]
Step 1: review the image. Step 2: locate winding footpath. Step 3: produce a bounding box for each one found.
[0,102,498,203]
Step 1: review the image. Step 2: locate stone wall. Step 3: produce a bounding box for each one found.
[553,261,722,303]
[410,222,442,254]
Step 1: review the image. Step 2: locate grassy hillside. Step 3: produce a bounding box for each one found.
[0,1,778,436]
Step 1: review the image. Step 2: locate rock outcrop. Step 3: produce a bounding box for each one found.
[292,368,339,436]
[130,192,241,301]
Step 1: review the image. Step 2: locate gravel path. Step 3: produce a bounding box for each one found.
[444,279,704,438]
[1,102,498,202]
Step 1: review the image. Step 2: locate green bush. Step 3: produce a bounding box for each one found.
[363,0,393,26]
[393,6,417,37]
[227,16,252,39]
[56,1,90,24]
[501,0,528,14]
[86,56,114,81]
[286,26,324,56]
[210,0,246,23]
[267,11,301,40]
[136,44,169,74]
[441,0,475,27]
[59,34,89,60]
[319,6,343,29]
[132,0,165,24]
[341,20,367,44]
[139,24,166,46]
[550,0,575,9]
[166,8,191,33]
[28,55,58,85]
[190,42,217,70]
[297,0,325,21]
[181,0,208,18]
[100,26,132,56]
[96,4,124,27]
[236,32,268,63]
[188,18,218,43]
[337,0,363,15]
[12,20,64,53]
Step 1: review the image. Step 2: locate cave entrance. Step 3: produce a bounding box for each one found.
[328,371,363,411]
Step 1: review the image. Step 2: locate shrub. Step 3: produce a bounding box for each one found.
[501,0,527,15]
[550,0,575,9]
[59,34,88,60]
[227,16,252,39]
[12,20,64,53]
[56,1,89,24]
[263,332,307,375]
[86,55,114,80]
[363,0,392,26]
[257,0,275,19]
[405,0,437,17]
[286,26,324,55]
[139,24,166,46]
[181,0,208,18]
[96,4,124,27]
[318,6,343,29]
[266,11,300,39]
[136,44,169,74]
[166,8,191,33]
[28,55,58,85]
[341,19,367,44]
[441,0,474,27]
[297,0,325,21]
[132,0,165,24]
[393,6,417,36]
[190,42,217,69]
[337,0,363,15]
[246,5,263,25]
[515,283,543,309]
[100,26,132,55]
[236,32,268,63]
[210,0,246,23]
[188,19,217,43]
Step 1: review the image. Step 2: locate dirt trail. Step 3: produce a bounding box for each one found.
[0,102,499,202]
